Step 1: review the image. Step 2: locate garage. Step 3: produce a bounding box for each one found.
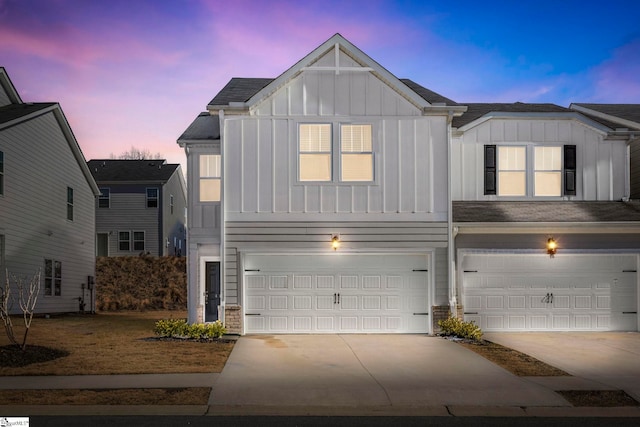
[242,253,431,334]
[461,253,638,332]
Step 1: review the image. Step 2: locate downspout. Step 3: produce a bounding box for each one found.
[219,109,226,327]
[446,110,457,318]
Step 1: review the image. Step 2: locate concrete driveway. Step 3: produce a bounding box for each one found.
[485,332,640,401]
[209,334,567,411]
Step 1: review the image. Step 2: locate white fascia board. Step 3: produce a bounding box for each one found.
[243,34,431,111]
[454,222,640,234]
[455,112,611,135]
[177,138,220,148]
[424,105,467,116]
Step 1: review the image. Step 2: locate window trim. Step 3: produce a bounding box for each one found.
[199,154,221,202]
[146,188,159,208]
[66,187,74,221]
[98,188,110,208]
[44,258,62,297]
[118,231,131,251]
[133,231,145,252]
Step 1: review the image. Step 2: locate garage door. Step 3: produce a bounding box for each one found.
[243,254,430,333]
[461,253,638,332]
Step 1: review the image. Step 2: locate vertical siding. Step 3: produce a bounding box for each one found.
[0,112,95,314]
[452,118,625,201]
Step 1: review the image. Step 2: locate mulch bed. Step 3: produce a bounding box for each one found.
[0,345,69,368]
[558,390,640,407]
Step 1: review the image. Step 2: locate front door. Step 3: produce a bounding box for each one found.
[205,262,221,322]
[97,233,109,256]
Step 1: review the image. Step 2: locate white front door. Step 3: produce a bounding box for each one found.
[461,253,638,331]
[243,254,431,333]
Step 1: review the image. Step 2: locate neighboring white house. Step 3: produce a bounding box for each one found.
[178,34,640,334]
[451,103,640,332]
[0,67,100,314]
[87,159,187,257]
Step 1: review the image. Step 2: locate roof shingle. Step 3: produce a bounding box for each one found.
[87,159,179,182]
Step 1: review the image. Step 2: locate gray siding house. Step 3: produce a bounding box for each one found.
[0,67,100,314]
[179,34,640,334]
[87,159,187,257]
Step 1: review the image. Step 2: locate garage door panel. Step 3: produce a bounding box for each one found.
[244,254,430,333]
[462,254,637,332]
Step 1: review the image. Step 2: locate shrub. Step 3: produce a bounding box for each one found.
[438,316,483,341]
[154,319,226,340]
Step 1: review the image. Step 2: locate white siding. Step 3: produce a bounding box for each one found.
[0,112,95,314]
[452,118,627,201]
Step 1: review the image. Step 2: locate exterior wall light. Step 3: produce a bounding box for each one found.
[331,234,340,251]
[546,237,557,258]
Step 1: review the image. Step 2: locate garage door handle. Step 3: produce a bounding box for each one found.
[245,313,261,316]
[464,312,478,315]
[623,312,637,314]
[413,313,429,316]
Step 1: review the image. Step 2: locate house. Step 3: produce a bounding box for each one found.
[569,104,640,199]
[178,34,640,334]
[87,159,187,257]
[451,103,640,332]
[178,34,466,333]
[0,67,100,314]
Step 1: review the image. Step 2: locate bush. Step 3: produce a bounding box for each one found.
[438,316,483,341]
[154,319,226,340]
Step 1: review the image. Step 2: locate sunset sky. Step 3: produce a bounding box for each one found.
[1,0,639,172]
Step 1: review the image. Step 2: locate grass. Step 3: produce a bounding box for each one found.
[0,310,234,376]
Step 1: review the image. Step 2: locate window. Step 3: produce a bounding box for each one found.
[341,124,373,181]
[0,151,4,196]
[119,231,130,251]
[66,187,74,220]
[534,146,562,196]
[485,145,576,197]
[199,154,221,202]
[98,188,110,208]
[133,231,145,251]
[44,259,62,296]
[299,124,332,181]
[497,146,526,196]
[170,194,174,214]
[146,188,158,208]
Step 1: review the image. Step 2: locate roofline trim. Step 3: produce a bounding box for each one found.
[570,104,640,131]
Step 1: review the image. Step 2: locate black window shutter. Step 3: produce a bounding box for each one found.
[484,145,497,195]
[564,145,576,196]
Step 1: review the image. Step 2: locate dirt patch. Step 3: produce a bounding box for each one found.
[456,339,570,377]
[558,390,640,407]
[0,387,210,405]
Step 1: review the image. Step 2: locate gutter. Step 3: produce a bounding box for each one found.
[454,221,640,235]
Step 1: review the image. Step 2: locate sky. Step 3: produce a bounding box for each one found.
[1,0,639,172]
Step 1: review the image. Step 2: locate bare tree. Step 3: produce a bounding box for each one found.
[110,146,163,160]
[0,269,41,350]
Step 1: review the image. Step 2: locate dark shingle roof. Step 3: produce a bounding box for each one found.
[453,201,640,223]
[207,77,459,108]
[87,160,179,182]
[0,102,56,125]
[571,104,640,130]
[452,103,571,128]
[178,112,220,141]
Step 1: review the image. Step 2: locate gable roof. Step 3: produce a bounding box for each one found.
[0,67,23,105]
[207,34,464,115]
[0,102,57,126]
[570,103,640,131]
[452,103,573,128]
[453,201,640,223]
[87,159,180,183]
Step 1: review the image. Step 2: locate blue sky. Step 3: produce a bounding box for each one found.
[1,0,638,169]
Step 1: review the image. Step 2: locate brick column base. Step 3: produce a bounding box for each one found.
[432,305,465,334]
[224,305,242,334]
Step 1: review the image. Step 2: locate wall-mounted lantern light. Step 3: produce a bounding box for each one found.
[331,234,340,251]
[546,237,557,258]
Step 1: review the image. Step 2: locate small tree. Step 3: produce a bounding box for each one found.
[0,269,41,350]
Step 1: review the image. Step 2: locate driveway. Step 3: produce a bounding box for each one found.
[210,334,567,409]
[485,332,640,401]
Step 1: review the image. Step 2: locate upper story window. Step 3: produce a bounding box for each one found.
[66,187,74,220]
[98,188,110,208]
[44,259,62,297]
[298,123,374,183]
[170,194,174,214]
[0,151,4,196]
[485,144,576,197]
[299,124,332,181]
[199,154,221,202]
[146,188,158,208]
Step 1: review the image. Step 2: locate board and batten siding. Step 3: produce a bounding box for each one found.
[223,221,449,306]
[0,112,95,314]
[452,118,627,201]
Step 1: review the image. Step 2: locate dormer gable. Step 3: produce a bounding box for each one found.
[0,67,23,107]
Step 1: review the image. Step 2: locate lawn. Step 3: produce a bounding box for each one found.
[0,310,234,376]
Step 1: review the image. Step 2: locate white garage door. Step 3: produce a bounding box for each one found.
[243,254,430,333]
[462,253,638,332]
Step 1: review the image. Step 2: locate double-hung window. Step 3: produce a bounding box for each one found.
[119,231,130,251]
[299,124,332,182]
[146,188,158,208]
[485,144,576,197]
[199,154,221,202]
[133,231,145,251]
[298,123,374,182]
[66,187,74,221]
[44,259,62,296]
[98,188,110,208]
